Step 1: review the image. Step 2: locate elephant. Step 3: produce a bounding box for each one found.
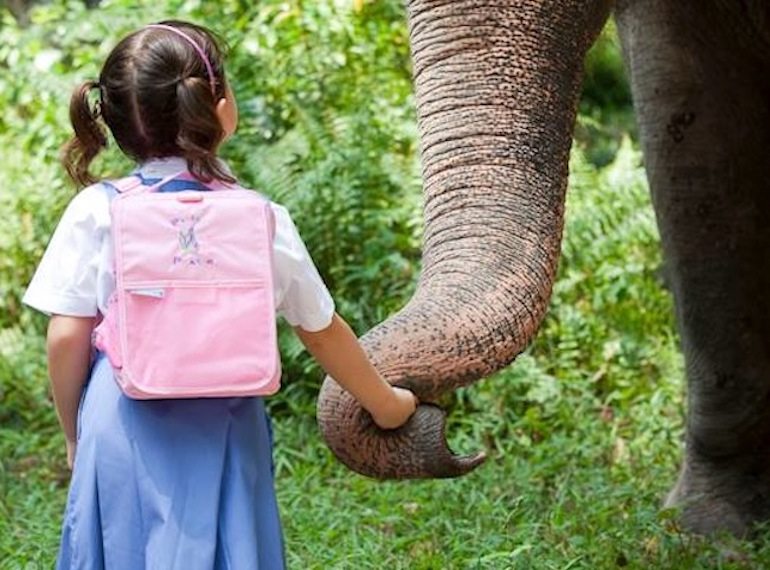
[316,0,770,537]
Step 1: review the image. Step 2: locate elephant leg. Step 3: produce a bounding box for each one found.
[616,1,770,535]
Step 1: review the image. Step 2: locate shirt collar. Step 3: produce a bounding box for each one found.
[136,156,234,180]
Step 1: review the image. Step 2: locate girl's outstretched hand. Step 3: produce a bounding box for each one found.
[370,386,419,430]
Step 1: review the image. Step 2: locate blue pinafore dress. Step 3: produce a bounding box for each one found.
[56,176,285,570]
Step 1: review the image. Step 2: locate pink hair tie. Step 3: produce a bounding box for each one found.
[146,24,217,96]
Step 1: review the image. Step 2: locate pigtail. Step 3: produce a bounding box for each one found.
[62,80,108,187]
[175,76,235,184]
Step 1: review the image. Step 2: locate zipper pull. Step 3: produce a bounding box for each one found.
[128,288,165,299]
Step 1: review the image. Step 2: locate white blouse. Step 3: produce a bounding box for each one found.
[23,157,335,332]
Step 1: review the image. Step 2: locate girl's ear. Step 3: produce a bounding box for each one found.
[215,89,238,139]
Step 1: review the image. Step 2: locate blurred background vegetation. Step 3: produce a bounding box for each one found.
[1,1,765,568]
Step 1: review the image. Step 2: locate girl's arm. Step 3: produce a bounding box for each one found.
[294,313,417,429]
[46,315,94,448]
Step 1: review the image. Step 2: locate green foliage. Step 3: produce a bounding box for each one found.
[220,0,421,325]
[0,0,420,383]
[0,328,65,567]
[581,19,632,112]
[578,19,636,167]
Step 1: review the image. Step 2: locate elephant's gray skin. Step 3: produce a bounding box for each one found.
[316,0,770,536]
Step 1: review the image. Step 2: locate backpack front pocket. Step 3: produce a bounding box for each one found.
[119,281,279,398]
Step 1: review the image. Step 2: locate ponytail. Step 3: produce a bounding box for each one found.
[175,76,235,184]
[62,80,108,187]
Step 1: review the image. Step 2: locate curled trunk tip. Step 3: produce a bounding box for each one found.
[318,381,487,479]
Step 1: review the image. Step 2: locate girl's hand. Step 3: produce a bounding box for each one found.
[66,437,77,470]
[370,386,419,430]
[294,314,419,430]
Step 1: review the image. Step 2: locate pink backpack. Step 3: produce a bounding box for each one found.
[93,171,281,399]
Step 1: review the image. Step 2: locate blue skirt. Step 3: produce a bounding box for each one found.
[56,353,285,570]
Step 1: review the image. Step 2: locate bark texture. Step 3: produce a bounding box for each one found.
[317,0,611,479]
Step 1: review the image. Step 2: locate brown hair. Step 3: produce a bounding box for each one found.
[62,20,235,187]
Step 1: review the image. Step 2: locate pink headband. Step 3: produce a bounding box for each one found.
[146,24,217,95]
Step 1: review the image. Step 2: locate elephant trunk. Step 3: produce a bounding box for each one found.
[317,0,612,479]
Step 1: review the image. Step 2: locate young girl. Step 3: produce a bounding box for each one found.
[23,20,417,570]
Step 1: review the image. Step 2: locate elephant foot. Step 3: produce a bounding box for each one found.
[665,450,770,537]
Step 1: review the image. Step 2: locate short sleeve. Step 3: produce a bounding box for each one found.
[271,204,335,332]
[22,184,110,317]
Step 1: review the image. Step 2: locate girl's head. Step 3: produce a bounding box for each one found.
[63,20,238,186]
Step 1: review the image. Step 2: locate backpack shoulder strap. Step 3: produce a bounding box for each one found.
[230,182,276,242]
[250,191,276,242]
[105,171,188,195]
[265,200,276,242]
[104,175,143,194]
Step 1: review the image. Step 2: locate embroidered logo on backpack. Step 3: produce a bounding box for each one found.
[171,213,213,266]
